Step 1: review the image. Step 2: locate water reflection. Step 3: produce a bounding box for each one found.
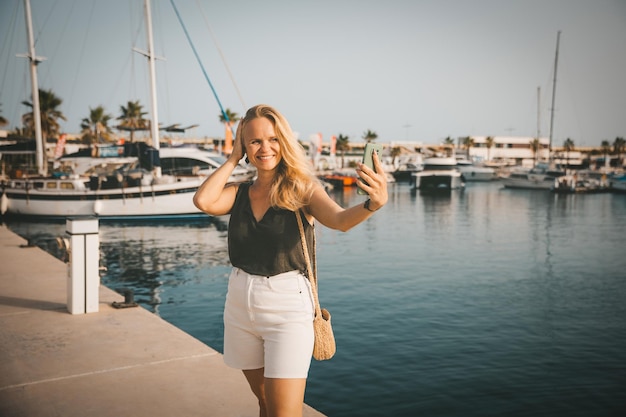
[107,222,228,312]
[3,217,230,315]
[4,183,626,417]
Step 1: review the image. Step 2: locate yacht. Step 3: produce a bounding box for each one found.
[501,163,564,190]
[0,145,255,220]
[456,159,498,181]
[391,153,424,182]
[411,157,464,191]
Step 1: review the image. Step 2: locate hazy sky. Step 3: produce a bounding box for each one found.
[1,0,625,147]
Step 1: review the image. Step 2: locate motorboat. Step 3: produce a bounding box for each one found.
[411,157,464,191]
[610,172,626,193]
[392,153,424,182]
[456,159,498,181]
[501,163,564,190]
[552,170,610,194]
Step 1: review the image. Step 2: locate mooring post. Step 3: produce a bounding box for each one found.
[66,217,100,314]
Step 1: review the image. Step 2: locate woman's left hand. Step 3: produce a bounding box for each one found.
[356,150,388,211]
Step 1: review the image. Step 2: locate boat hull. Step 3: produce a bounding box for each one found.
[2,177,206,219]
[458,167,498,181]
[610,175,626,193]
[501,165,565,190]
[501,176,555,190]
[411,157,465,191]
[412,171,465,191]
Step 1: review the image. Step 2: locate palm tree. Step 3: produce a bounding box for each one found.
[21,88,66,141]
[563,138,575,168]
[390,146,402,166]
[218,108,240,125]
[81,106,114,144]
[336,133,350,168]
[219,108,240,154]
[117,100,148,142]
[462,136,474,158]
[443,137,455,157]
[613,137,625,165]
[485,136,495,161]
[362,129,378,143]
[530,138,541,166]
[601,140,611,167]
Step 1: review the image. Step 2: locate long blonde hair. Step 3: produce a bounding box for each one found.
[238,104,319,211]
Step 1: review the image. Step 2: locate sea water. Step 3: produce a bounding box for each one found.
[5,182,626,417]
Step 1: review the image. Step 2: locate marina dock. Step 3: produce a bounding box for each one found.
[0,225,325,417]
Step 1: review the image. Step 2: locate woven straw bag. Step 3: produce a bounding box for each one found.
[296,210,336,361]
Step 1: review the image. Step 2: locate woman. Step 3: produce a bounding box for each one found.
[193,104,387,417]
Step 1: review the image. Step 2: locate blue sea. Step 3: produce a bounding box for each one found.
[5,181,626,417]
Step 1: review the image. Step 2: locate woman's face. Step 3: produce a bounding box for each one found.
[243,117,282,172]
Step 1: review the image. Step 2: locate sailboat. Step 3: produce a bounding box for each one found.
[502,31,565,190]
[0,0,253,220]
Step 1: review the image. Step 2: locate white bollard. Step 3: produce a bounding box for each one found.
[66,217,100,314]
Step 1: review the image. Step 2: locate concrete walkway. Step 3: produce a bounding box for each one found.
[0,225,325,417]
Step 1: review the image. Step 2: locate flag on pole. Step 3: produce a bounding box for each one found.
[224,122,233,154]
[54,134,66,159]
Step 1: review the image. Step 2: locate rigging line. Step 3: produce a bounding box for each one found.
[0,0,20,100]
[105,52,132,114]
[65,0,94,125]
[32,0,60,47]
[106,3,138,114]
[168,0,234,131]
[195,0,246,110]
[35,0,76,89]
[0,1,21,128]
[153,0,172,127]
[129,1,144,103]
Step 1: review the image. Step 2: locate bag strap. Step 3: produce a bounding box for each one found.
[295,209,322,318]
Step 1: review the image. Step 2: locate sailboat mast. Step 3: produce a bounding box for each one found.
[144,0,160,151]
[536,86,541,139]
[548,30,561,161]
[22,0,46,176]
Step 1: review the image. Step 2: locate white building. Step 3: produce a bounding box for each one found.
[461,136,550,164]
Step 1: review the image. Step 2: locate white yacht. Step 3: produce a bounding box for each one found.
[411,157,465,191]
[1,145,255,220]
[501,163,564,190]
[456,159,498,182]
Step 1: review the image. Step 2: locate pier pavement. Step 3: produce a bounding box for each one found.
[0,225,325,417]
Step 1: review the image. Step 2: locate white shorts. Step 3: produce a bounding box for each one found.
[223,268,315,378]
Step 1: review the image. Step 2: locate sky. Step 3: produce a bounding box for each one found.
[1,0,625,147]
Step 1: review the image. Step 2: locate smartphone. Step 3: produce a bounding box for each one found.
[357,143,383,195]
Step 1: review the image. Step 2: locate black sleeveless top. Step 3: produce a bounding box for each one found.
[228,182,315,277]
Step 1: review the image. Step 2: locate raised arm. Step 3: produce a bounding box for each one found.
[307,150,388,231]
[193,125,246,216]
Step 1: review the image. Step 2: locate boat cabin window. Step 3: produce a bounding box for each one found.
[46,182,58,189]
[34,181,45,189]
[60,182,75,190]
[161,157,212,175]
[424,165,457,171]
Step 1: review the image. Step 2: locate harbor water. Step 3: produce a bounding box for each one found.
[5,181,626,417]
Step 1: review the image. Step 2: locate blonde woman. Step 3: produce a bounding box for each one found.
[193,104,387,417]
